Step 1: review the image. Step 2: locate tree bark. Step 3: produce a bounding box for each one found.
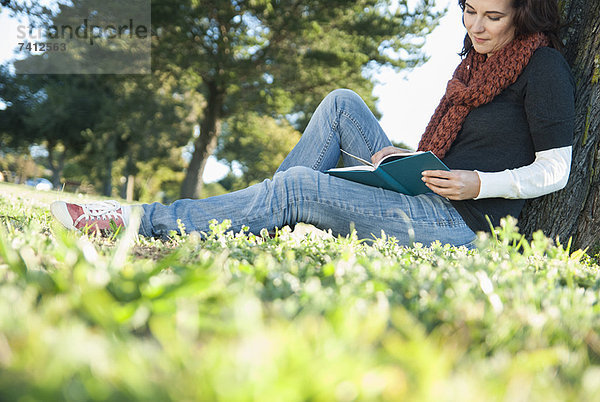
[103,156,113,197]
[519,0,600,250]
[46,141,65,190]
[126,175,135,202]
[102,135,116,197]
[180,81,224,199]
[120,154,137,201]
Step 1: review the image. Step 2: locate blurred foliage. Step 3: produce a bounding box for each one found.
[74,72,201,197]
[0,184,600,401]
[216,113,301,188]
[391,140,415,151]
[152,0,442,197]
[201,181,230,199]
[132,149,188,204]
[0,69,199,198]
[0,0,57,19]
[214,121,416,191]
[0,68,116,188]
[1,0,442,199]
[0,151,46,183]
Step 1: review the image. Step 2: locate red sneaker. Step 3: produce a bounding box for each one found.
[50,200,127,232]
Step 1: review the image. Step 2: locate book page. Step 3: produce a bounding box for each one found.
[327,165,375,172]
[340,149,374,167]
[376,151,423,168]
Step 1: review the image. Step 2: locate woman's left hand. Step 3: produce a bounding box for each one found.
[421,170,481,200]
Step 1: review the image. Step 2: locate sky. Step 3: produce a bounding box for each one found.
[0,0,465,183]
[374,0,463,148]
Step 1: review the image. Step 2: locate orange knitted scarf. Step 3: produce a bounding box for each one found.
[417,33,550,159]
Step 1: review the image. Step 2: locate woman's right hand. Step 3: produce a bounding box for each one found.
[371,146,412,165]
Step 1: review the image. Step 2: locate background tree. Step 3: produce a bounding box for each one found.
[0,71,107,187]
[214,117,414,191]
[215,113,301,189]
[152,0,441,199]
[0,70,197,197]
[520,0,600,250]
[2,0,441,198]
[0,0,54,20]
[0,0,192,198]
[75,74,199,197]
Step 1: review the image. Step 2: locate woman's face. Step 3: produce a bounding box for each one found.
[463,0,516,56]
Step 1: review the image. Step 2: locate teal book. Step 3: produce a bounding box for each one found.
[325,150,449,195]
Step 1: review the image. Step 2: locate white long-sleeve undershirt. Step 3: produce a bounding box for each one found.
[474,146,572,200]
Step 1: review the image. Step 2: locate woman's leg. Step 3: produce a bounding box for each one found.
[140,166,476,247]
[139,88,474,246]
[276,89,392,172]
[54,89,475,245]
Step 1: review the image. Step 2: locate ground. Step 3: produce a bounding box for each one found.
[0,182,599,401]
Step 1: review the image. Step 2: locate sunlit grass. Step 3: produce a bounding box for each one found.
[0,182,599,401]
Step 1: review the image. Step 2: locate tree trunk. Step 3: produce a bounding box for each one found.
[121,175,135,202]
[103,135,116,197]
[180,82,224,199]
[126,175,135,201]
[519,0,600,250]
[121,154,137,201]
[46,142,66,190]
[103,156,113,197]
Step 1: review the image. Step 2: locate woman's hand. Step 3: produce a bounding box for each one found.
[421,170,481,200]
[371,146,412,165]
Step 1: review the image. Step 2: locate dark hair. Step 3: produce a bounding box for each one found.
[458,0,563,56]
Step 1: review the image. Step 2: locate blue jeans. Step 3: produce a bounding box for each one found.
[140,89,476,247]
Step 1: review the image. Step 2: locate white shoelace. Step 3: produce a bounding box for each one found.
[73,200,123,226]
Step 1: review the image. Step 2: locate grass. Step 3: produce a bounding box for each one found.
[0,182,599,401]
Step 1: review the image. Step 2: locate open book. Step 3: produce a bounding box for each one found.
[325,149,449,195]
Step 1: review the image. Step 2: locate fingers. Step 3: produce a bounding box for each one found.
[422,170,453,178]
[371,146,402,164]
[424,181,457,197]
[371,148,386,164]
[422,170,462,199]
[421,170,481,200]
[425,183,463,201]
[421,170,455,189]
[424,177,453,189]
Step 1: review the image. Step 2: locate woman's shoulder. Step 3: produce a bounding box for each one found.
[532,46,565,60]
[518,46,574,96]
[526,46,572,78]
[522,46,575,124]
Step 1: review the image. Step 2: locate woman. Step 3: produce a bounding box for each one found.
[51,0,575,247]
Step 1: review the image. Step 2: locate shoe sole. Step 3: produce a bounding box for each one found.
[50,201,76,230]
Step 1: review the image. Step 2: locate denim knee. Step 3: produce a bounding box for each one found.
[273,166,318,189]
[323,88,364,112]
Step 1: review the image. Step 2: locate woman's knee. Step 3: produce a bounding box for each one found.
[322,88,365,112]
[273,166,319,189]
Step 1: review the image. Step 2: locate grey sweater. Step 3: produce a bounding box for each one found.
[441,47,576,233]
